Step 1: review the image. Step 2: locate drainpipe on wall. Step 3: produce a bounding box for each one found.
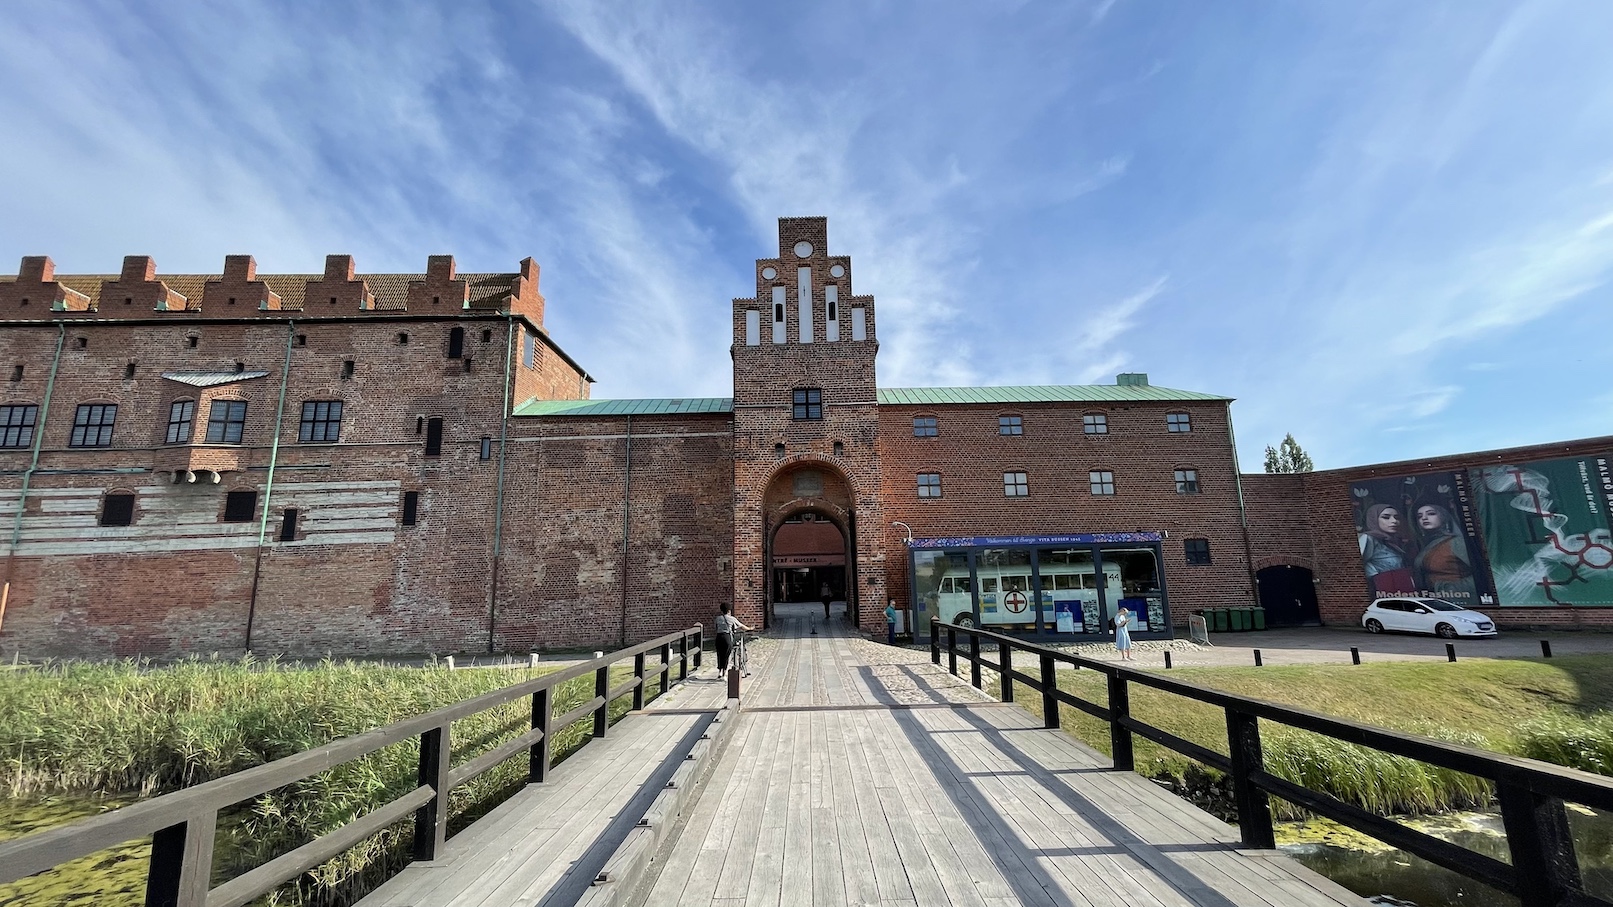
[1226,401,1260,606]
[244,321,296,653]
[487,311,514,654]
[3,324,66,594]
[618,415,633,648]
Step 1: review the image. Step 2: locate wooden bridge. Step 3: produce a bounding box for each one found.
[7,602,1612,907]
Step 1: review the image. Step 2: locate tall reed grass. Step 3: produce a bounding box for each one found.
[0,655,654,906]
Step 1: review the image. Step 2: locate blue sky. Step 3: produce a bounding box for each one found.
[2,1,1610,471]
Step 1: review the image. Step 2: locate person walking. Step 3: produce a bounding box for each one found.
[820,581,834,619]
[1114,606,1134,661]
[884,599,898,645]
[715,603,751,673]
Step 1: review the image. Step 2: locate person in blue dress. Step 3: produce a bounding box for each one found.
[1114,607,1134,661]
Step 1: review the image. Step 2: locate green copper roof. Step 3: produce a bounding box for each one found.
[513,397,734,417]
[877,385,1231,404]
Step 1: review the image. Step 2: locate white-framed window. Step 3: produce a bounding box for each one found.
[1003,471,1029,497]
[1090,470,1116,495]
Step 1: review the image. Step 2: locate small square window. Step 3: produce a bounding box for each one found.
[99,493,135,527]
[792,388,822,420]
[223,490,257,523]
[1089,470,1115,495]
[1167,412,1193,433]
[1083,414,1108,435]
[205,400,247,444]
[1184,538,1212,565]
[998,415,1023,436]
[186,335,200,349]
[917,473,942,498]
[1174,468,1200,494]
[913,416,938,437]
[1003,471,1029,497]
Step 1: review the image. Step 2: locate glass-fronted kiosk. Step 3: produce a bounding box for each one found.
[908,533,1172,641]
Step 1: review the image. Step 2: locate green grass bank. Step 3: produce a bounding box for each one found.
[999,655,1613,819]
[0,656,652,906]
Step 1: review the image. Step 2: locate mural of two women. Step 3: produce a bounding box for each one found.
[1354,477,1480,603]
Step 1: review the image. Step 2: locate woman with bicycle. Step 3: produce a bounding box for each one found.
[715,603,752,673]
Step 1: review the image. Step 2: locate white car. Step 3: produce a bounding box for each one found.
[1361,597,1497,639]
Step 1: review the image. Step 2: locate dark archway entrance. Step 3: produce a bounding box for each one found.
[771,513,847,618]
[1257,565,1321,627]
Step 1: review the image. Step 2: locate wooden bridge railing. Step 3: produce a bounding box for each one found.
[0,626,704,907]
[933,617,1613,907]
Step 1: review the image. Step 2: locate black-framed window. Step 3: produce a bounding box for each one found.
[69,404,117,447]
[447,326,465,359]
[998,415,1023,436]
[1167,412,1192,433]
[1003,471,1029,497]
[1184,538,1212,565]
[223,490,257,523]
[0,405,39,448]
[298,400,343,443]
[401,490,419,526]
[913,416,938,437]
[164,401,195,444]
[917,473,942,498]
[425,417,444,456]
[205,401,247,443]
[1174,468,1200,494]
[279,508,299,542]
[1083,414,1108,435]
[1089,470,1115,495]
[99,493,135,527]
[792,388,822,420]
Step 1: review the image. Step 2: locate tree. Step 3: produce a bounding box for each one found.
[1263,434,1315,473]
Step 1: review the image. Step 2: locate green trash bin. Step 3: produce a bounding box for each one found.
[1231,607,1249,632]
[1212,608,1229,633]
[1252,608,1267,631]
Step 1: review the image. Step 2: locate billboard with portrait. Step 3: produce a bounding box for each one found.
[1350,472,1494,606]
[1470,455,1613,607]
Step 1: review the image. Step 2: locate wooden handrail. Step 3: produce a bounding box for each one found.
[0,625,707,906]
[931,617,1613,907]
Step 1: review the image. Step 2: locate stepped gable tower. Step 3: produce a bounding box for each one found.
[730,217,886,629]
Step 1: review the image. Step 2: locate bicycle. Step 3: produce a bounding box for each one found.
[731,632,751,677]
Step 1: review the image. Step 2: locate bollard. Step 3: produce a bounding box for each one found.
[1541,639,1553,658]
[445,655,456,671]
[1253,649,1263,667]
[727,667,740,700]
[1164,650,1173,670]
[1351,647,1360,665]
[1446,643,1456,662]
[529,652,540,668]
[594,651,604,659]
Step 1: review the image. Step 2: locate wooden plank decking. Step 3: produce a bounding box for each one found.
[363,603,1369,906]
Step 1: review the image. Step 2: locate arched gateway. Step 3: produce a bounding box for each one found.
[763,462,857,626]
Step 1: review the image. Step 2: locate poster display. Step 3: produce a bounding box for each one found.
[1470,455,1613,607]
[1350,471,1494,606]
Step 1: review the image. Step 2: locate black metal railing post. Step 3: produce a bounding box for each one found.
[679,636,689,681]
[413,723,450,861]
[594,665,610,737]
[1040,653,1059,729]
[1000,643,1014,703]
[530,687,551,783]
[632,652,646,709]
[969,630,982,688]
[146,812,217,907]
[947,626,958,677]
[930,617,940,664]
[1498,782,1583,907]
[1107,672,1134,772]
[1226,708,1275,849]
[693,628,703,670]
[660,642,671,696]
